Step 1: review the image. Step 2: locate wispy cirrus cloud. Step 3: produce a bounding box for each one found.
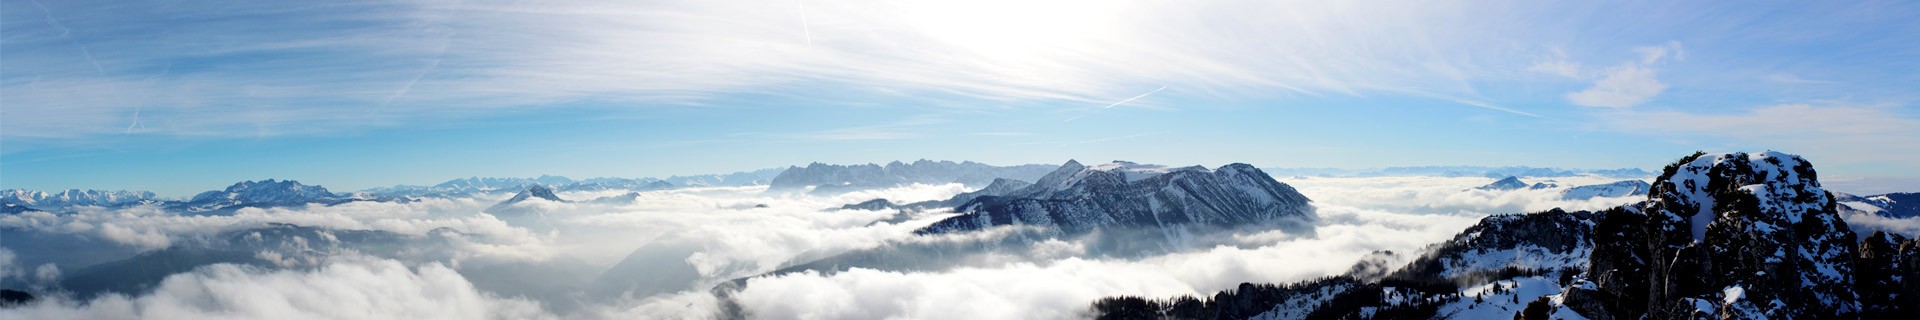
[4,0,1609,141]
[1600,103,1920,170]
[1536,41,1683,109]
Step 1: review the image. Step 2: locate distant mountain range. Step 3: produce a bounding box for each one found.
[766,160,1056,194]
[0,189,160,211]
[1267,165,1654,179]
[1470,176,1653,201]
[1838,192,1920,219]
[362,168,785,197]
[170,179,380,214]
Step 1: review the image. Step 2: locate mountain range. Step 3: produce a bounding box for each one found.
[0,189,160,211]
[766,160,1056,194]
[1471,176,1654,200]
[1838,192,1920,219]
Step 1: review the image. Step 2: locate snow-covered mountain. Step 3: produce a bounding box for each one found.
[660,168,785,187]
[559,178,675,192]
[363,168,781,197]
[436,175,575,192]
[766,160,1055,194]
[170,179,349,214]
[0,189,160,210]
[1838,192,1920,218]
[1560,180,1651,200]
[485,185,567,215]
[915,160,1314,238]
[836,199,896,211]
[1092,151,1920,319]
[1473,176,1530,191]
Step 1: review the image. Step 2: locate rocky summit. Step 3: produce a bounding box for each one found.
[1092,151,1920,320]
[1569,151,1884,319]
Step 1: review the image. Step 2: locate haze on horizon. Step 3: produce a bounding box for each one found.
[4,0,1918,196]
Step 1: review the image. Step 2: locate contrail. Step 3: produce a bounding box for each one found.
[31,0,105,72]
[382,57,441,106]
[126,108,142,133]
[797,0,813,46]
[1066,86,1167,122]
[383,38,451,107]
[1098,86,1166,109]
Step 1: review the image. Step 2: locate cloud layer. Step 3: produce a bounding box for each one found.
[0,175,1907,319]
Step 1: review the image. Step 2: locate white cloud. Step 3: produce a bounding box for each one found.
[0,176,1694,319]
[1283,175,1649,215]
[727,204,1484,320]
[0,257,551,320]
[1528,59,1584,79]
[1549,41,1682,109]
[1567,64,1666,109]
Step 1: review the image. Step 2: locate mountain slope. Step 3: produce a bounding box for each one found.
[1474,176,1529,191]
[915,160,1315,240]
[485,185,567,215]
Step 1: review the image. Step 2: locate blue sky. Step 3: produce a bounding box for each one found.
[3,0,1918,197]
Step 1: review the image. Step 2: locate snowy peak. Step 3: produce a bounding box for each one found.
[486,185,569,215]
[1650,151,1829,241]
[1576,151,1864,319]
[506,185,565,203]
[1474,176,1529,191]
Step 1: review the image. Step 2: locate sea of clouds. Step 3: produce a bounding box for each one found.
[1,174,1908,319]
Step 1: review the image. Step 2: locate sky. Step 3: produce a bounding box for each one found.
[3,0,1918,197]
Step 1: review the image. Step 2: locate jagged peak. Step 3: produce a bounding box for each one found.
[515,185,563,202]
[1652,151,1829,241]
